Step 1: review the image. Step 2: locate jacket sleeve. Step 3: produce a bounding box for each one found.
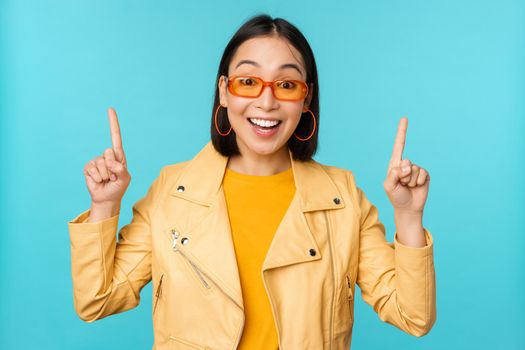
[67,167,165,322]
[354,185,436,337]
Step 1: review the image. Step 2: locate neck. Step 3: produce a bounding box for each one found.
[227,143,291,176]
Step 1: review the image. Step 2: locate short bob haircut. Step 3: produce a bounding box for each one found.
[211,14,320,162]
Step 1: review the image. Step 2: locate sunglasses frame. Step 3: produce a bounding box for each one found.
[225,75,309,102]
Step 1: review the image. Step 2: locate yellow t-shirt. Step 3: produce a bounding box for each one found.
[222,165,296,350]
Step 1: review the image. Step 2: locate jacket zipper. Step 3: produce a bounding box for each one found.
[171,231,245,349]
[153,273,164,314]
[173,244,210,289]
[172,233,210,290]
[188,258,210,289]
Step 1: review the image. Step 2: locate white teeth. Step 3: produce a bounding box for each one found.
[249,118,280,127]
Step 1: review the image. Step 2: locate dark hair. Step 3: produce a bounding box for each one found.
[210,14,320,161]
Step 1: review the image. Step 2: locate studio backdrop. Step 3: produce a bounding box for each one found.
[0,1,523,349]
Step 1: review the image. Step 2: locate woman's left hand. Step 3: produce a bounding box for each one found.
[383,117,430,214]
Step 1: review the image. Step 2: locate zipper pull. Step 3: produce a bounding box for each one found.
[172,229,180,250]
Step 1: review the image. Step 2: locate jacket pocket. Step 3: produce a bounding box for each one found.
[153,273,165,315]
[334,273,354,337]
[345,274,354,322]
[169,334,207,349]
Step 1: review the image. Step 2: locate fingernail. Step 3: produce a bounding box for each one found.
[110,174,116,181]
[402,166,410,173]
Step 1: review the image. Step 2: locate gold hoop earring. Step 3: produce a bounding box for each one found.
[214,104,232,136]
[294,109,316,141]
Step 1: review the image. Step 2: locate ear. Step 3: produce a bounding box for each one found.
[218,75,228,107]
[303,83,314,112]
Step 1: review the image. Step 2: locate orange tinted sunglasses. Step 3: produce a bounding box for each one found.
[226,75,309,101]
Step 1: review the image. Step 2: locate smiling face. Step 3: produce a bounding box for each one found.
[218,35,313,159]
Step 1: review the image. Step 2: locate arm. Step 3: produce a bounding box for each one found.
[355,185,436,337]
[67,167,165,322]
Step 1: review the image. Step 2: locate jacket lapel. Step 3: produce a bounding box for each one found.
[261,157,346,271]
[168,141,346,308]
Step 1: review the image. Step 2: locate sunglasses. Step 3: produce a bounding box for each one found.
[225,75,309,101]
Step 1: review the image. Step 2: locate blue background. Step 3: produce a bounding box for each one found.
[1,0,524,349]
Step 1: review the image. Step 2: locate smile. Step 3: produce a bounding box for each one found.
[248,118,282,129]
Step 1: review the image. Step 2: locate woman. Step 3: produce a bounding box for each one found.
[68,14,436,350]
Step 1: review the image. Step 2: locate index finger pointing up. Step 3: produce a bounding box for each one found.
[108,107,125,163]
[389,117,408,168]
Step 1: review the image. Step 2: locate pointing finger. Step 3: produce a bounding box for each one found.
[389,117,408,170]
[108,107,126,163]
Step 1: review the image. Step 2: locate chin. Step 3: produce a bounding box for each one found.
[242,138,283,157]
[249,144,278,156]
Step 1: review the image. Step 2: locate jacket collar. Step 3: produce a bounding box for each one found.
[169,141,345,212]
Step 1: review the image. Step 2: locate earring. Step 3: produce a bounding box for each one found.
[294,109,316,141]
[214,104,232,136]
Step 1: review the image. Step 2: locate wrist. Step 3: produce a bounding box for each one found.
[394,210,423,229]
[394,209,423,220]
[394,210,426,247]
[89,201,121,222]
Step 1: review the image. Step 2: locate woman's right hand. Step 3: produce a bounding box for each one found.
[83,108,131,207]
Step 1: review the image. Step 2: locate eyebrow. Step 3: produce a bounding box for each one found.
[234,59,304,78]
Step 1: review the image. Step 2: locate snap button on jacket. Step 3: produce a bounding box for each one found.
[68,141,436,350]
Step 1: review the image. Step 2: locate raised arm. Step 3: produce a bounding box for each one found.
[354,117,436,336]
[68,107,162,322]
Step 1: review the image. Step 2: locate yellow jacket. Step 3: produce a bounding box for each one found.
[68,141,436,350]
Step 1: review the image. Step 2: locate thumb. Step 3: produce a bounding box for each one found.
[384,166,409,193]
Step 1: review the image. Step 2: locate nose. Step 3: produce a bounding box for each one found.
[256,84,279,110]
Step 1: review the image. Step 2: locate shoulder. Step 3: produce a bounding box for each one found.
[160,160,191,177]
[312,159,362,206]
[315,160,359,191]
[154,160,191,189]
